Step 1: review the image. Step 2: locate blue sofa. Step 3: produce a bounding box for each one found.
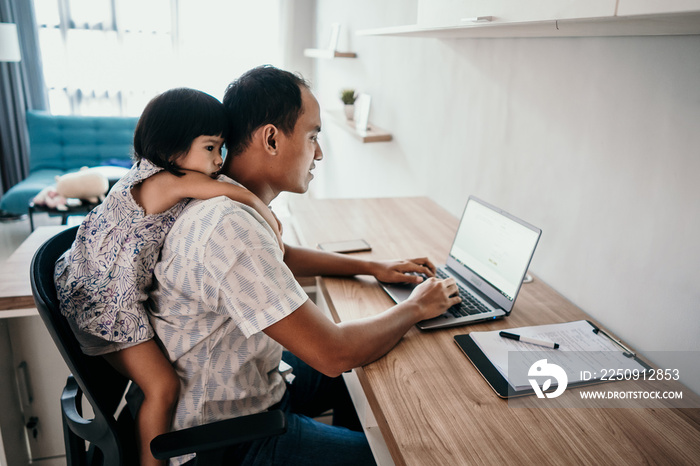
[0,111,138,215]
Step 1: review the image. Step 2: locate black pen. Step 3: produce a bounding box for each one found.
[499,331,559,349]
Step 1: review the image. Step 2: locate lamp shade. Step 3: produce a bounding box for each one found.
[0,23,21,62]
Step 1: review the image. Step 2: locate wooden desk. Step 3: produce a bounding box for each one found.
[288,197,700,465]
[0,225,67,318]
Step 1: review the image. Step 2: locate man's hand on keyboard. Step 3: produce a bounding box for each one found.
[369,257,436,284]
[407,276,463,319]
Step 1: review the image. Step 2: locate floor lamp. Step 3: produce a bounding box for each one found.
[0,22,21,62]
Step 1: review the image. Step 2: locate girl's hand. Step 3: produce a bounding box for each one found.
[370,257,436,283]
[407,277,461,321]
[270,210,286,255]
[259,205,285,253]
[245,195,285,253]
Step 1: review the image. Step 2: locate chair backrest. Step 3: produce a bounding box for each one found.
[30,226,136,465]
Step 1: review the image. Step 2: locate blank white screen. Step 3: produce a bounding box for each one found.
[450,201,539,301]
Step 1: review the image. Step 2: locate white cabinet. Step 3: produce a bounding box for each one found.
[0,321,29,466]
[417,0,617,27]
[617,0,700,16]
[0,317,70,466]
[8,317,70,463]
[358,0,700,37]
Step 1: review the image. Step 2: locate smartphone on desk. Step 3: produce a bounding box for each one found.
[317,239,372,254]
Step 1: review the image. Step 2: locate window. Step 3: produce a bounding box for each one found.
[33,0,282,116]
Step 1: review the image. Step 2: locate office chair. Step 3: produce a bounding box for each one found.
[30,226,286,465]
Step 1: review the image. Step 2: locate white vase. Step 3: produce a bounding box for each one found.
[344,104,354,120]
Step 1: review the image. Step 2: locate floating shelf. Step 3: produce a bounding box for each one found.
[326,111,392,143]
[304,48,357,59]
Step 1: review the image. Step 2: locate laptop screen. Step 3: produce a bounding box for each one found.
[449,198,540,303]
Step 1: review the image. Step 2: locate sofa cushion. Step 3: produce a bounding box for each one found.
[27,111,138,172]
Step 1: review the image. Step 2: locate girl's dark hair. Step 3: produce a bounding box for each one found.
[223,65,309,156]
[133,88,228,176]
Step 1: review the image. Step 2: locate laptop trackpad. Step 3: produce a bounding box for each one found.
[379,282,416,304]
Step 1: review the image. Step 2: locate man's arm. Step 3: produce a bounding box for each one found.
[263,276,460,377]
[283,243,436,284]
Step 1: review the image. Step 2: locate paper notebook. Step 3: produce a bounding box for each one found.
[454,320,650,397]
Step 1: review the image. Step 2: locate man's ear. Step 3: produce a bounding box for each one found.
[261,124,278,154]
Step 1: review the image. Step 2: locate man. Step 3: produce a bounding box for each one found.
[149,65,460,465]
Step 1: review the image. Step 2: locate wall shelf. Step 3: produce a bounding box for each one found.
[304,48,357,59]
[326,111,392,143]
[356,12,700,38]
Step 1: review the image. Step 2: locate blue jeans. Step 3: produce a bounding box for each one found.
[223,352,376,465]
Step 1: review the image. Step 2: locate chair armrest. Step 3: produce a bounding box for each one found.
[150,410,287,460]
[61,375,102,440]
[61,376,89,426]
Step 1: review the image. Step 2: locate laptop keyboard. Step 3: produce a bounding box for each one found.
[435,269,491,318]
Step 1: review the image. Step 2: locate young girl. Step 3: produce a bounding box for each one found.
[54,88,284,466]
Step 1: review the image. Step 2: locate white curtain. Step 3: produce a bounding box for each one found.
[33,0,283,116]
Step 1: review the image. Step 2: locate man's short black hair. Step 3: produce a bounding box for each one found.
[223,65,310,156]
[133,88,228,176]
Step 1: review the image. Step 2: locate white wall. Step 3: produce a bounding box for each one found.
[301,1,700,393]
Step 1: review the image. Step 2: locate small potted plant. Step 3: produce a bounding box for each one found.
[340,88,356,120]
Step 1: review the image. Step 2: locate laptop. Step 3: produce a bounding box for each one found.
[380,196,542,330]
